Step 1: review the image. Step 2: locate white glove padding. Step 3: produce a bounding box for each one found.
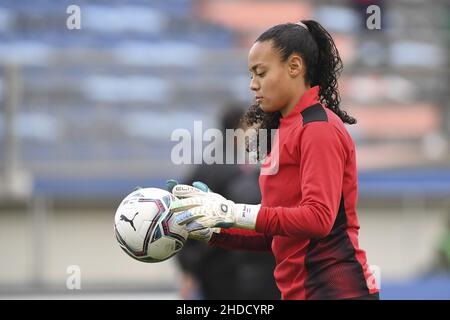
[174,195,261,231]
[185,225,220,243]
[171,183,227,202]
[170,199,219,243]
[168,180,221,242]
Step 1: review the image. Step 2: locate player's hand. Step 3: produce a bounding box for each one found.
[174,196,260,230]
[183,226,219,243]
[166,179,221,242]
[167,179,260,231]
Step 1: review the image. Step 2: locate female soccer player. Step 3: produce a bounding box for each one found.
[171,20,379,300]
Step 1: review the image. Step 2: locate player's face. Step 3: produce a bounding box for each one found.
[248,40,293,113]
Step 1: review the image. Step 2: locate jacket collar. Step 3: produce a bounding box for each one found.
[279,86,321,125]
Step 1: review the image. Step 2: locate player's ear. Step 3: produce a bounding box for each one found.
[287,54,304,78]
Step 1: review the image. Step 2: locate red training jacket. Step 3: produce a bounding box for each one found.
[210,86,378,299]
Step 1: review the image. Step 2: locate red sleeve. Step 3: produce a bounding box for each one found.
[255,122,345,239]
[208,228,272,252]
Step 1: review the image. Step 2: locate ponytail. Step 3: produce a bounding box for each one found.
[302,20,356,124]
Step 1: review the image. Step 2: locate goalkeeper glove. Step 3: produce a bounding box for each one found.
[170,180,261,231]
[167,179,221,243]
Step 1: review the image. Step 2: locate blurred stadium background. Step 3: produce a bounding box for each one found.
[0,0,449,299]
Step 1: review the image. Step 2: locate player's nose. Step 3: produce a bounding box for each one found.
[250,77,260,92]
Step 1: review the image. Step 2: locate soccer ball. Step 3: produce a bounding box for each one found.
[114,187,188,263]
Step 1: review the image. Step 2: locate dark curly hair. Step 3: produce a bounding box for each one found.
[243,20,356,156]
